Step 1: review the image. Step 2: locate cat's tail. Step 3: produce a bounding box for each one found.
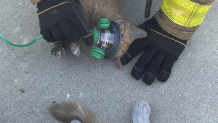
[49,102,97,123]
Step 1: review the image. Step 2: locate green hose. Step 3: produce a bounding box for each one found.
[0,33,43,47]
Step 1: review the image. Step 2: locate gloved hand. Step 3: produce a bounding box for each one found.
[121,18,187,85]
[37,0,93,46]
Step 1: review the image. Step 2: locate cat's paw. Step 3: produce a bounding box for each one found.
[51,42,65,57]
[70,43,81,57]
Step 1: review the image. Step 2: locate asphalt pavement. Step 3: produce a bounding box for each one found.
[0,0,217,123]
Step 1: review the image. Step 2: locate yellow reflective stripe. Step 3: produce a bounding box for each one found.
[83,33,92,39]
[126,52,131,58]
[37,2,71,15]
[150,29,186,47]
[161,0,212,27]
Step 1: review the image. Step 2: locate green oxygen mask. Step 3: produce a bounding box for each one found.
[90,18,121,60]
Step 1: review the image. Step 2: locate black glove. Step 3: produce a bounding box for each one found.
[121,18,187,85]
[37,0,93,46]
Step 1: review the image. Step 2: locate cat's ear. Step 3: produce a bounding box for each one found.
[112,57,122,70]
[130,25,147,41]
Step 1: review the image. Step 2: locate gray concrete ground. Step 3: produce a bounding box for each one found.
[0,0,218,123]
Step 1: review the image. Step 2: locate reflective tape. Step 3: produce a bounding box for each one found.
[161,0,212,27]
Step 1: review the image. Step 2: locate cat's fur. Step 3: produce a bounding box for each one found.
[51,0,147,69]
[49,102,107,123]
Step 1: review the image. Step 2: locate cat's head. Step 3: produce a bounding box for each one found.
[113,20,147,69]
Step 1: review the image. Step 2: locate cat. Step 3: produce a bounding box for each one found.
[49,102,108,123]
[51,0,147,69]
